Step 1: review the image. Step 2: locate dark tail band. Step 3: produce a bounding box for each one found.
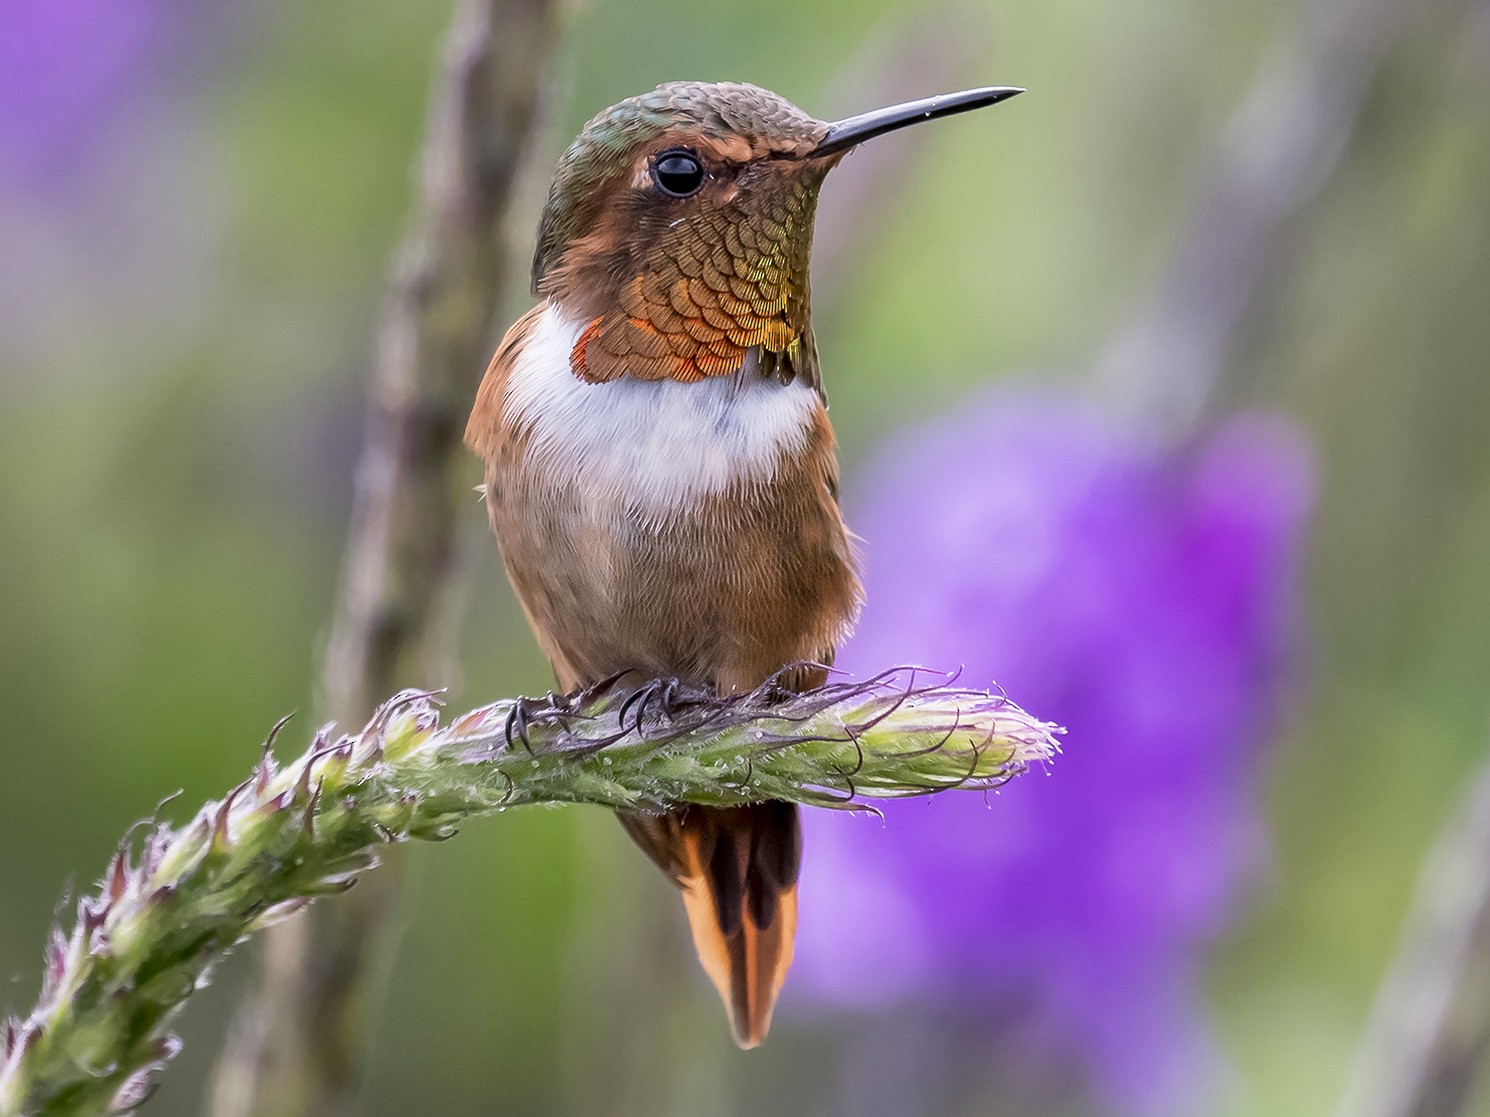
[618,801,802,1047]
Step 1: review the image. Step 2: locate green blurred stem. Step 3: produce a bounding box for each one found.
[1334,748,1490,1117]
[212,0,563,1113]
[1091,0,1411,438]
[0,676,1058,1117]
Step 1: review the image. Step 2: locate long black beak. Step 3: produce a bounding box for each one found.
[810,86,1024,159]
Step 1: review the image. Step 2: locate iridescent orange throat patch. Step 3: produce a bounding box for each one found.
[551,166,823,388]
[569,269,809,386]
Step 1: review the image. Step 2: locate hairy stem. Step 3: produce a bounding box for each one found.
[0,673,1057,1117]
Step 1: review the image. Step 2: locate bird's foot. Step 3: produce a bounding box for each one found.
[503,693,559,753]
[618,676,689,735]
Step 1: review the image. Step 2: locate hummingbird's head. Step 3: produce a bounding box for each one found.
[532,81,1020,385]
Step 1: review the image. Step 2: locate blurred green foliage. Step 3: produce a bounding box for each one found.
[2,0,1488,1113]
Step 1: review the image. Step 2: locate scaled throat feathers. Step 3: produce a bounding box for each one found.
[529,82,835,391]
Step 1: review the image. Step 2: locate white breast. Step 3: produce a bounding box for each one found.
[503,304,819,516]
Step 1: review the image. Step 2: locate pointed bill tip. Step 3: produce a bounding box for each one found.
[812,85,1025,159]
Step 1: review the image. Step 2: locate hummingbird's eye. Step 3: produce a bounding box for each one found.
[651,149,705,197]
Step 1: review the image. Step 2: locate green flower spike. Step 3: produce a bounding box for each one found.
[0,668,1059,1116]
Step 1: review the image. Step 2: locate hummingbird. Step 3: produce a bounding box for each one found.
[465,80,1021,1047]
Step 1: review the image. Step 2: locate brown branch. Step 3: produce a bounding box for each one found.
[324,0,559,726]
[207,2,562,1114]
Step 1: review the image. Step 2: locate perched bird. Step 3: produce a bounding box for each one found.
[465,80,1021,1047]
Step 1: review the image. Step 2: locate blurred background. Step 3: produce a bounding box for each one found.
[3,0,1489,1114]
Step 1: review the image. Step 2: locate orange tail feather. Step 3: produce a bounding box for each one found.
[618,801,801,1048]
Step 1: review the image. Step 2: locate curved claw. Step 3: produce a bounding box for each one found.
[503,695,554,754]
[617,682,655,735]
[616,676,691,736]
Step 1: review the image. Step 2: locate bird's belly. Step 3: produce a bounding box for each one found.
[560,487,851,689]
[488,336,859,692]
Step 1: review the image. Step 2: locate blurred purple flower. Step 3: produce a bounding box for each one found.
[795,390,1313,1113]
[0,0,168,186]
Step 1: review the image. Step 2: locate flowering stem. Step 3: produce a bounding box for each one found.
[0,671,1057,1117]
